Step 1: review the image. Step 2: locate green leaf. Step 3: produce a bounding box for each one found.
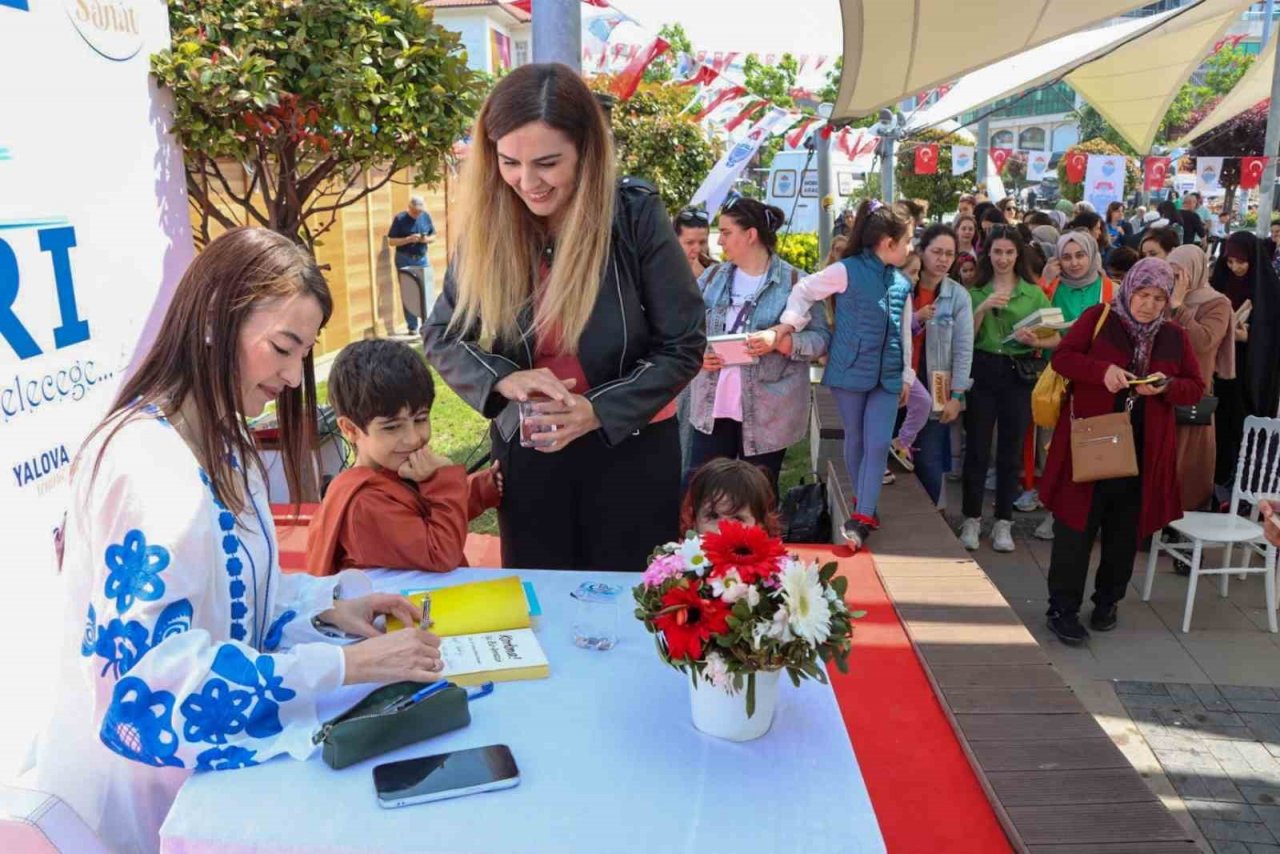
[745,672,757,718]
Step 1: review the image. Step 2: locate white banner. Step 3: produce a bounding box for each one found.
[690,107,792,211]
[1083,155,1127,215]
[951,145,974,175]
[1196,157,1224,194]
[0,0,192,772]
[1025,150,1051,182]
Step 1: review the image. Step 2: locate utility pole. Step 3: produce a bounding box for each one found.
[1256,33,1280,238]
[816,104,834,262]
[976,116,990,189]
[532,0,581,71]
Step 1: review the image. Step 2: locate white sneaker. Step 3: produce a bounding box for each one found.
[992,520,1015,553]
[1034,514,1056,540]
[959,518,982,551]
[1013,489,1041,513]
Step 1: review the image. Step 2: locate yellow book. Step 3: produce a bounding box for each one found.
[386,576,548,686]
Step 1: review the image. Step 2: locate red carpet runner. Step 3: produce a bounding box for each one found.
[792,546,1012,853]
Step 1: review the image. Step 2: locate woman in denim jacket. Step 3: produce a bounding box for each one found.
[685,198,831,493]
[910,223,974,505]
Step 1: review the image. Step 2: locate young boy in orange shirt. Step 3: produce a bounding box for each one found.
[306,339,501,575]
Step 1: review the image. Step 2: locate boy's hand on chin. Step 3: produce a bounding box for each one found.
[399,447,455,482]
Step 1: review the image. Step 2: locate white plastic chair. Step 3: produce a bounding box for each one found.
[1142,415,1280,633]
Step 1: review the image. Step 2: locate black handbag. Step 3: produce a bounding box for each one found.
[781,473,831,543]
[1013,355,1048,386]
[1175,396,1218,426]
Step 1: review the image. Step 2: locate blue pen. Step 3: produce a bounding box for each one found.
[383,680,449,714]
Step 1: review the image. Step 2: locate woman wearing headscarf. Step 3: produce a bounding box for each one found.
[1211,231,1280,486]
[1040,259,1204,644]
[1019,229,1118,533]
[1168,245,1233,510]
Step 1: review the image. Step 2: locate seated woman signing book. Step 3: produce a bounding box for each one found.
[306,339,502,575]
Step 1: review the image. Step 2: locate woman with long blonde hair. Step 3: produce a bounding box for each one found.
[425,63,705,571]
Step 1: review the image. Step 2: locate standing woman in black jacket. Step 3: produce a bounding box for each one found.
[425,64,706,571]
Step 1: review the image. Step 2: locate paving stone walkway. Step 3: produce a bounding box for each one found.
[1115,681,1280,853]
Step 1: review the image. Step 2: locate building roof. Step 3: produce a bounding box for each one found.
[422,0,531,24]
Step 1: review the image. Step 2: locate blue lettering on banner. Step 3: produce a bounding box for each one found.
[12,444,71,488]
[0,356,111,424]
[0,0,30,11]
[0,225,91,360]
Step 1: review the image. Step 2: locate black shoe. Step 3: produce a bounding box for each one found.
[1047,611,1089,645]
[1090,604,1118,632]
[841,515,874,552]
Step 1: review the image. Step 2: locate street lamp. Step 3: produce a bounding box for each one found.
[871,107,903,204]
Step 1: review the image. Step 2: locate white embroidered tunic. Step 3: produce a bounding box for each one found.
[35,411,368,853]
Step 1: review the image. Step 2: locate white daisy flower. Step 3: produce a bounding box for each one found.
[779,559,832,646]
[678,534,710,576]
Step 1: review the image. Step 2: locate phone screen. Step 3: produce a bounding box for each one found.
[374,745,518,803]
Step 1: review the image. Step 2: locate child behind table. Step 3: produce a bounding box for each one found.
[681,457,781,536]
[305,339,501,575]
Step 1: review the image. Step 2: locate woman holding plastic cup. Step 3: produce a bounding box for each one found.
[425,64,705,572]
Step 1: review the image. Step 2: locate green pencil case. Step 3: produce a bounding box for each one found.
[315,681,470,770]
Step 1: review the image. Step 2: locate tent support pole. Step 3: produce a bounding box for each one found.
[1255,39,1280,238]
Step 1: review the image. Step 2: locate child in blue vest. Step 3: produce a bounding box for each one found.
[775,200,915,550]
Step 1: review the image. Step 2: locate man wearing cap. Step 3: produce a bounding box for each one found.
[387,195,436,335]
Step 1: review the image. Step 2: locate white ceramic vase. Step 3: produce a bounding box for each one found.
[688,669,781,741]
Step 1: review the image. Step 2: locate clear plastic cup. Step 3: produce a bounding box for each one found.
[518,397,556,449]
[570,582,622,651]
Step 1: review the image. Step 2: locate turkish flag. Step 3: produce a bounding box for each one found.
[1065,150,1088,184]
[785,117,818,149]
[610,36,670,101]
[990,147,1013,174]
[724,99,767,133]
[914,144,939,175]
[1240,156,1269,190]
[1143,156,1171,192]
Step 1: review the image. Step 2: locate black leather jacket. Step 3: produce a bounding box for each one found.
[424,177,706,447]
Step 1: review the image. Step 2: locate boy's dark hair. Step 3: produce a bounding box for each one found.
[1140,226,1181,256]
[1023,210,1052,227]
[328,339,435,430]
[679,458,781,536]
[1106,245,1140,278]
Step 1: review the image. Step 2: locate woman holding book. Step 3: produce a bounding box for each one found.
[1039,258,1203,644]
[959,226,1051,554]
[684,197,830,493]
[900,224,973,505]
[424,64,705,572]
[1168,245,1233,510]
[1210,231,1280,486]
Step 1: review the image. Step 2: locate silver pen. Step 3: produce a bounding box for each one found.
[419,594,433,630]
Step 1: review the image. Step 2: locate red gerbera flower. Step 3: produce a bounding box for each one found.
[653,584,731,661]
[701,520,787,584]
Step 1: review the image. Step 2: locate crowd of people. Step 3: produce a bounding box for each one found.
[32,59,1280,852]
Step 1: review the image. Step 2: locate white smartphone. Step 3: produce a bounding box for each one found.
[373,744,520,808]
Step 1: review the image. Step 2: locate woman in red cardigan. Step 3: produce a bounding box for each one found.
[1040,258,1204,645]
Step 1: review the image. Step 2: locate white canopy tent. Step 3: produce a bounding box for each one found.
[903,10,1177,134]
[1064,0,1256,153]
[1176,35,1275,144]
[832,0,1181,120]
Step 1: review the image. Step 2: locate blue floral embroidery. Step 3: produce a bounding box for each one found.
[94,619,151,678]
[103,530,170,613]
[100,677,183,768]
[82,599,194,679]
[179,679,253,744]
[195,745,258,772]
[262,610,296,652]
[201,468,252,643]
[81,603,97,657]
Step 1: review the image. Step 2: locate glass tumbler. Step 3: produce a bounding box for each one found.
[570,582,622,650]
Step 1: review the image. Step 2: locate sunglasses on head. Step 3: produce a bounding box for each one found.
[677,208,710,225]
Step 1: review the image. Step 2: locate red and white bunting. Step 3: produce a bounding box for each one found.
[785,117,820,149]
[724,99,768,133]
[1240,157,1268,190]
[610,36,669,100]
[694,83,747,122]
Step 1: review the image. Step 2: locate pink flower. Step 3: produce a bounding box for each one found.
[642,553,685,587]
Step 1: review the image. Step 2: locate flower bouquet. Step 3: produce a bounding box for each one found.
[633,521,860,740]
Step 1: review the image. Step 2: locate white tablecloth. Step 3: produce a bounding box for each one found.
[160,568,885,854]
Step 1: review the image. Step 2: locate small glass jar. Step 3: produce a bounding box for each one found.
[570,582,622,651]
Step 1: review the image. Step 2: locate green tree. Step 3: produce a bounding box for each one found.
[643,22,694,84]
[895,128,973,214]
[591,79,719,213]
[817,57,841,106]
[1055,138,1142,204]
[152,0,482,250]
